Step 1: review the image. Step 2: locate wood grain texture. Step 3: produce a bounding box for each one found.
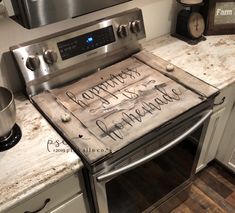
[171,203,193,213]
[32,91,109,164]
[171,162,235,213]
[32,56,206,163]
[197,171,233,198]
[134,50,219,99]
[226,192,235,208]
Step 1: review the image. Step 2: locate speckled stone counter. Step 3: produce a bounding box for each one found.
[0,94,83,212]
[143,35,235,89]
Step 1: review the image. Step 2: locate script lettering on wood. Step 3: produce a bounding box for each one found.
[95,83,182,141]
[50,58,202,152]
[66,68,141,108]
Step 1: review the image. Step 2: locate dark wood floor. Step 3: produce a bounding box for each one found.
[171,162,235,213]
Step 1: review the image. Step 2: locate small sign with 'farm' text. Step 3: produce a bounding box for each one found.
[214,2,235,25]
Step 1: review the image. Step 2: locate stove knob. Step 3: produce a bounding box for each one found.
[43,50,58,64]
[26,55,40,71]
[117,24,129,38]
[131,20,142,34]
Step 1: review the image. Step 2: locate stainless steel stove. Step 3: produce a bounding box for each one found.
[11,8,219,213]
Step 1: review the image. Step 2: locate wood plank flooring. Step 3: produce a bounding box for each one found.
[171,162,235,213]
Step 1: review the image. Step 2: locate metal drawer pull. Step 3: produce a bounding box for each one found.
[24,198,51,213]
[97,110,213,182]
[214,97,225,106]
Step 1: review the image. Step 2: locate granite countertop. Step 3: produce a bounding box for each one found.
[0,94,83,212]
[143,35,235,90]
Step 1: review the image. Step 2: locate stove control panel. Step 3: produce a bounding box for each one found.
[58,26,116,60]
[11,8,145,96]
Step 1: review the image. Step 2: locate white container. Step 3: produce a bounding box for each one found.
[179,0,203,5]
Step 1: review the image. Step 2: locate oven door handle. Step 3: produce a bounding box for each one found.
[96,110,212,182]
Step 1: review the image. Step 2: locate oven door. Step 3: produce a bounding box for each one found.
[92,109,212,213]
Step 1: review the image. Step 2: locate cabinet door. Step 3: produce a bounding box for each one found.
[196,85,235,173]
[51,193,87,213]
[197,107,226,172]
[216,101,235,172]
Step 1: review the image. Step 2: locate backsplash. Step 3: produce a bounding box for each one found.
[0,0,179,93]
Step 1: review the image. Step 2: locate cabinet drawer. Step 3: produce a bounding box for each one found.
[7,173,82,213]
[51,193,87,213]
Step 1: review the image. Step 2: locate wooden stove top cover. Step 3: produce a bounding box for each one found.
[32,51,218,164]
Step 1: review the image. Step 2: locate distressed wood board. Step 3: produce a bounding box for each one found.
[32,92,110,164]
[32,56,209,163]
[134,50,219,98]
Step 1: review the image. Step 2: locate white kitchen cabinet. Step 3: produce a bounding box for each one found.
[51,194,87,213]
[196,84,235,172]
[216,89,235,172]
[6,172,89,213]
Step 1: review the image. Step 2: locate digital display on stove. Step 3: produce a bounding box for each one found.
[57,26,116,60]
